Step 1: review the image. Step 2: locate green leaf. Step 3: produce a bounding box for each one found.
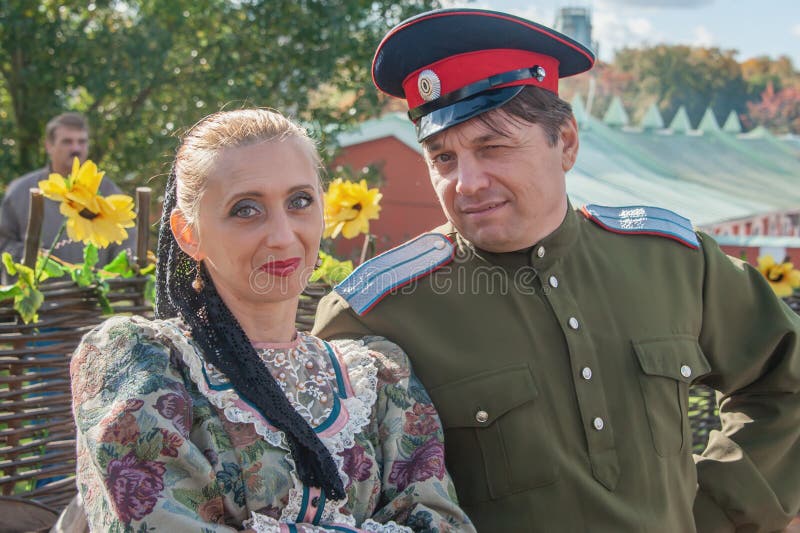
[14,285,44,324]
[35,255,66,281]
[0,284,23,302]
[2,253,17,276]
[102,250,133,276]
[83,243,99,270]
[14,263,36,287]
[135,428,163,462]
[172,487,205,510]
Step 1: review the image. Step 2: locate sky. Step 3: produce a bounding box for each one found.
[443,0,800,66]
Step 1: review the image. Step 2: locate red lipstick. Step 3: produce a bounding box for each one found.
[260,257,301,277]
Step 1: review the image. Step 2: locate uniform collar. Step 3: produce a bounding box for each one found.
[449,200,580,271]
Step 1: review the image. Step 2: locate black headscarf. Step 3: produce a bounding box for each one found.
[155,167,345,500]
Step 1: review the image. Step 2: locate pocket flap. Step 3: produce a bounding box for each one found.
[633,336,711,383]
[428,364,538,428]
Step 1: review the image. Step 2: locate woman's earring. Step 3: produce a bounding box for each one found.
[315,254,323,269]
[192,261,204,292]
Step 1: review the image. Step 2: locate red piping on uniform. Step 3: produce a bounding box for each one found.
[579,206,698,250]
[360,248,456,315]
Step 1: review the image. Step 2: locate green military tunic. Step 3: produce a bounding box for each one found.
[313,203,800,532]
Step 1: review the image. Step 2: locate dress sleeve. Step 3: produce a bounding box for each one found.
[361,337,475,533]
[71,316,243,531]
[694,234,800,531]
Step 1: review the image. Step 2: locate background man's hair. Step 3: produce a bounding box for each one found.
[45,112,89,142]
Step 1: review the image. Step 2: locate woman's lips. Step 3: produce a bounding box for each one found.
[260,257,301,277]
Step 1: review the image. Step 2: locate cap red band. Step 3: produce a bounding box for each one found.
[401,48,560,109]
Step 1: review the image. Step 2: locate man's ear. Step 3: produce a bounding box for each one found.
[170,208,202,259]
[560,116,580,172]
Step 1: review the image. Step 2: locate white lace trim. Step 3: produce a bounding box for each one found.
[362,519,414,533]
[245,511,282,533]
[245,512,411,533]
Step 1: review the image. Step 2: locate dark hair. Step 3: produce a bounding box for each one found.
[45,112,88,142]
[476,86,573,146]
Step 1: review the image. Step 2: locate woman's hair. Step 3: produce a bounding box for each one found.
[156,108,345,500]
[174,108,321,226]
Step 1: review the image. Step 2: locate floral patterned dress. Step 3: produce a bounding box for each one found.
[71,316,474,532]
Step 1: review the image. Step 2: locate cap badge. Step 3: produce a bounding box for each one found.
[533,65,546,83]
[417,69,441,102]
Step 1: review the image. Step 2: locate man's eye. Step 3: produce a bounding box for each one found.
[288,192,313,210]
[434,153,454,164]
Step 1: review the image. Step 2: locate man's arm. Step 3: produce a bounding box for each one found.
[0,182,28,263]
[694,233,800,532]
[312,291,376,340]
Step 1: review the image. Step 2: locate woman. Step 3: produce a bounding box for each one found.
[70,109,474,532]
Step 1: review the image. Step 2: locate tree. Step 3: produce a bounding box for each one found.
[0,0,437,191]
[612,45,749,127]
[747,82,800,134]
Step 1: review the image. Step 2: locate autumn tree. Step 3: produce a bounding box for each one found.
[747,82,800,134]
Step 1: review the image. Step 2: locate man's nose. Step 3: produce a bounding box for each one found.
[455,157,490,196]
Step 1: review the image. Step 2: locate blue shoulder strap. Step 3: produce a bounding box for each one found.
[334,232,454,315]
[580,204,699,249]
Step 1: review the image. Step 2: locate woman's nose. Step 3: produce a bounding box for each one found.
[264,212,295,249]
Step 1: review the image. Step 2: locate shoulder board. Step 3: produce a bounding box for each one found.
[580,204,699,249]
[334,232,454,316]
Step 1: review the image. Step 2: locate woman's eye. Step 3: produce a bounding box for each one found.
[230,201,261,218]
[434,153,454,164]
[288,192,313,210]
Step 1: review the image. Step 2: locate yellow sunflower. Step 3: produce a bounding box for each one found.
[757,255,800,297]
[323,178,382,239]
[38,157,136,248]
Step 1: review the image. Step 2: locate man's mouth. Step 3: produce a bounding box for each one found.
[260,257,301,277]
[461,201,508,216]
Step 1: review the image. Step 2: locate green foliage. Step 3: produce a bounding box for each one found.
[0,0,439,193]
[309,251,353,286]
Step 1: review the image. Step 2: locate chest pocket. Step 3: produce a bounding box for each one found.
[633,337,712,457]
[428,364,557,506]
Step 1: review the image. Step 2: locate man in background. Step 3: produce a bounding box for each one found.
[0,112,135,274]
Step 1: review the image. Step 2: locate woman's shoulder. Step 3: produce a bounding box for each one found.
[72,315,188,376]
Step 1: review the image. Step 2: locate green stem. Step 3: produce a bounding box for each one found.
[35,221,66,283]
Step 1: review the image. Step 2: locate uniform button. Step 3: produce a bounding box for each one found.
[433,239,446,250]
[549,275,558,288]
[593,417,605,431]
[475,410,489,423]
[581,367,592,380]
[568,317,580,330]
[537,246,546,258]
[311,496,320,507]
[680,365,692,378]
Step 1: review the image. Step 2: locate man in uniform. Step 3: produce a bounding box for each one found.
[313,8,800,532]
